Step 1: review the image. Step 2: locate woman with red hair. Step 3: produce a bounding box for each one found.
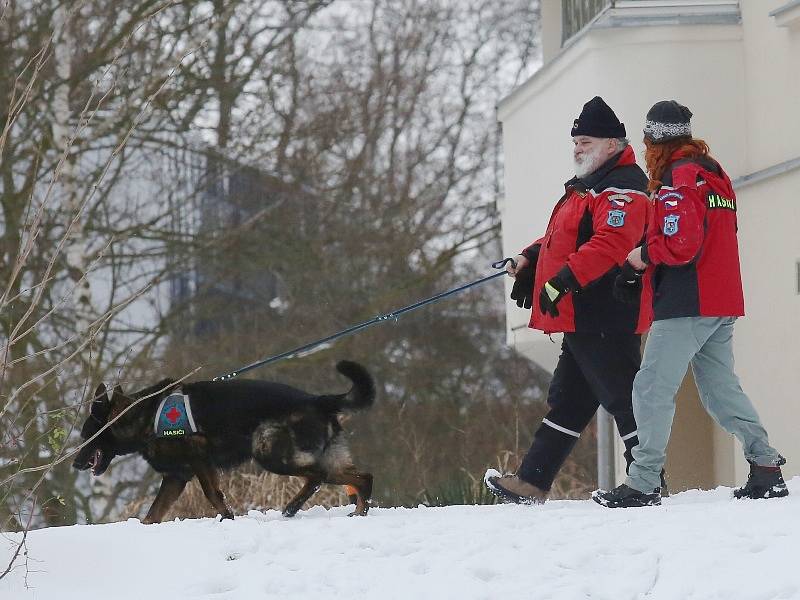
[593,101,788,508]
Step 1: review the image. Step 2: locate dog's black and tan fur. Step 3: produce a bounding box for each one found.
[72,361,375,523]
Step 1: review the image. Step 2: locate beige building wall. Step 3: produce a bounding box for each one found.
[730,1,800,485]
[734,168,800,485]
[740,1,800,169]
[499,0,799,491]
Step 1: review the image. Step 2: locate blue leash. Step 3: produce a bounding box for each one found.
[214,257,517,381]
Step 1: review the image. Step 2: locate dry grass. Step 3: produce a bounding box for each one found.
[121,467,352,521]
[548,460,595,499]
[121,451,593,521]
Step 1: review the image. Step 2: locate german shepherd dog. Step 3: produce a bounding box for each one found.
[72,361,375,523]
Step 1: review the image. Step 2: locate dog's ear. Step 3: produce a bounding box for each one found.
[92,383,109,404]
[90,383,111,420]
[110,384,136,409]
[107,383,136,421]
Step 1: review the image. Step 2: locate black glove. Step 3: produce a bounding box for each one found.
[613,261,645,305]
[539,272,571,318]
[510,263,534,309]
[508,245,540,310]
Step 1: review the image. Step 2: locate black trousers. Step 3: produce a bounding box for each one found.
[518,332,641,491]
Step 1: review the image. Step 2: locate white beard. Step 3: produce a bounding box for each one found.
[574,147,605,179]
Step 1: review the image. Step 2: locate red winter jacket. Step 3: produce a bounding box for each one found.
[641,153,744,320]
[523,145,652,334]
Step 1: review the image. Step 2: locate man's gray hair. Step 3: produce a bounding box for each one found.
[614,137,630,152]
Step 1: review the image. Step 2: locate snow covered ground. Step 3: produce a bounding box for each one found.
[3,479,800,600]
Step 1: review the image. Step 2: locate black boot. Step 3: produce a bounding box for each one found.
[592,484,661,508]
[734,458,789,500]
[623,435,668,497]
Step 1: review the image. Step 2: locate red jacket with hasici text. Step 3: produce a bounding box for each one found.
[641,153,744,320]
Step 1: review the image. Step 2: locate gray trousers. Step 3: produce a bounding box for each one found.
[626,316,780,492]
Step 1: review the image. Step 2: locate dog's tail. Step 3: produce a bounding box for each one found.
[318,361,375,413]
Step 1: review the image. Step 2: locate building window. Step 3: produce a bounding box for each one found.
[562,0,612,43]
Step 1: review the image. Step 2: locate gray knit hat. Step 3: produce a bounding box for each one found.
[643,100,693,143]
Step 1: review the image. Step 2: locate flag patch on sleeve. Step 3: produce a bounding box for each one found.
[608,193,632,206]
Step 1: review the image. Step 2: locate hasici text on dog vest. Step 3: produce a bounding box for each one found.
[154,393,199,437]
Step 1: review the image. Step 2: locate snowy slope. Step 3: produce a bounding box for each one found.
[3,479,800,600]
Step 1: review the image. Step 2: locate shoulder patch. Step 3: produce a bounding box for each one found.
[607,209,626,228]
[663,214,680,236]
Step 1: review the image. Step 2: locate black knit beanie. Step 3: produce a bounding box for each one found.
[570,96,626,138]
[643,100,693,143]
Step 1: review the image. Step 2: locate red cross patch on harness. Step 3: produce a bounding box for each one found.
[155,393,198,437]
[166,406,182,424]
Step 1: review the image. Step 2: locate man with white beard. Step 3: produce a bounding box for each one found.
[485,97,657,505]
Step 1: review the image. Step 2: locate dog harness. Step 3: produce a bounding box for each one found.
[154,392,199,438]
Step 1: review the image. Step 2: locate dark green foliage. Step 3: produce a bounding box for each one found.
[421,471,498,507]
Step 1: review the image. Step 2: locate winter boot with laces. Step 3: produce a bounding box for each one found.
[483,469,547,505]
[591,483,661,508]
[734,457,789,500]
